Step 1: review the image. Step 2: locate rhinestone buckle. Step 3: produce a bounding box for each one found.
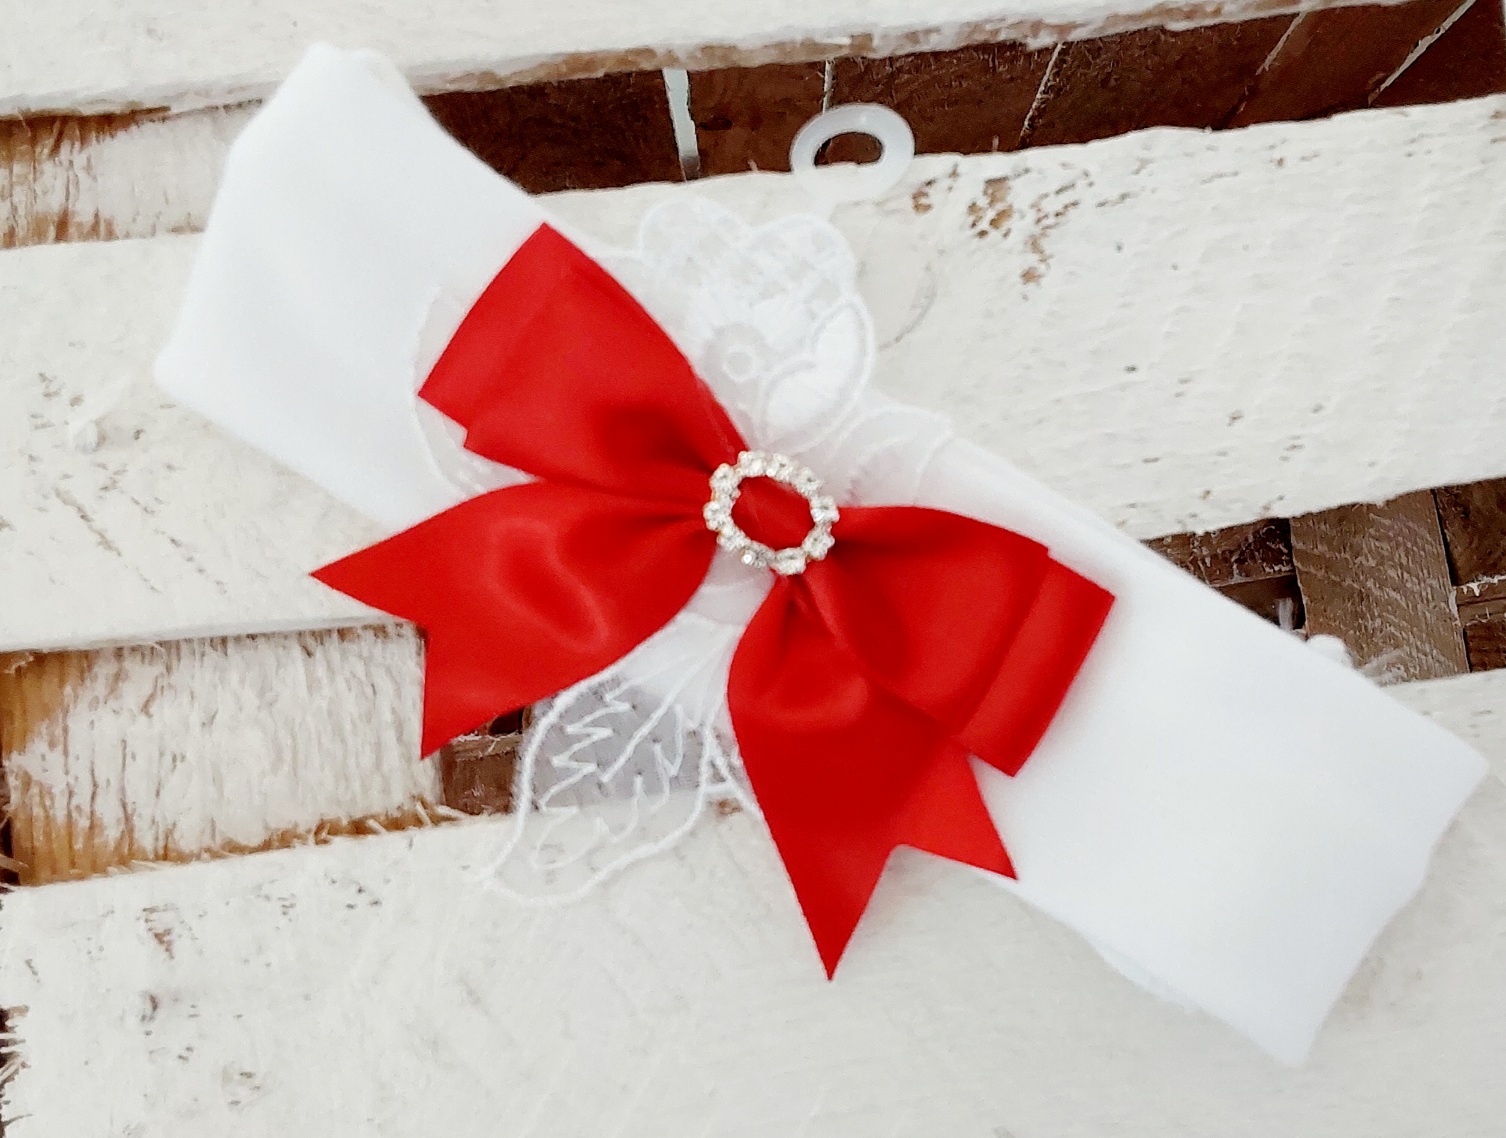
[702,450,839,576]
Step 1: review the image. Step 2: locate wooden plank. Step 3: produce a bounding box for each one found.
[1290,491,1469,682]
[436,724,522,817]
[1228,0,1473,125]
[1145,517,1292,586]
[1019,18,1293,146]
[0,104,252,250]
[0,0,1420,119]
[10,93,1506,652]
[688,63,826,176]
[0,628,440,885]
[1148,517,1301,624]
[14,489,1475,884]
[425,72,683,192]
[1435,476,1506,588]
[1,489,1469,886]
[0,664,1500,1135]
[1373,0,1506,106]
[1220,573,1304,625]
[1461,596,1506,671]
[825,42,1053,161]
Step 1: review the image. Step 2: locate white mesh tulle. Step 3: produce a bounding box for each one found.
[484,197,953,901]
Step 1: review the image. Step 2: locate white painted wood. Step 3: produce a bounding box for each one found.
[1,104,253,248]
[0,0,1391,118]
[5,95,1506,651]
[0,667,1499,1136]
[3,627,437,881]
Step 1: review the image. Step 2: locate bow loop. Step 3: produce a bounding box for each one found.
[802,507,1114,777]
[314,480,718,753]
[421,226,747,506]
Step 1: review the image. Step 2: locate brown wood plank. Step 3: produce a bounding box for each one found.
[1461,595,1506,671]
[824,43,1052,163]
[1020,18,1294,148]
[1435,477,1506,588]
[0,651,93,882]
[1373,0,1506,106]
[1221,574,1305,627]
[688,62,826,176]
[1,110,142,245]
[1147,519,1301,626]
[424,72,682,193]
[1145,518,1294,587]
[1228,0,1473,126]
[437,721,522,816]
[1290,490,1470,682]
[0,633,439,886]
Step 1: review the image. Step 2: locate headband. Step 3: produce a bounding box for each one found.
[155,44,1485,1065]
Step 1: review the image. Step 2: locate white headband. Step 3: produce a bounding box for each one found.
[156,44,1485,1065]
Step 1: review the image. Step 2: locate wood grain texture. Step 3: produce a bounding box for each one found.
[0,104,251,249]
[0,0,1417,118]
[688,63,826,176]
[1228,0,1474,125]
[1019,17,1293,145]
[826,42,1053,161]
[0,628,440,885]
[1145,517,1293,586]
[1373,0,1506,105]
[10,95,1506,652]
[1291,491,1469,682]
[1435,477,1506,588]
[1461,596,1506,670]
[425,73,682,192]
[0,667,1500,1136]
[1148,517,1301,624]
[437,728,521,816]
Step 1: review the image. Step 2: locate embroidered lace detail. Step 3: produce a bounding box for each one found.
[485,197,954,901]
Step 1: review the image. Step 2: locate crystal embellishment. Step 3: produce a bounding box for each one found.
[704,450,840,576]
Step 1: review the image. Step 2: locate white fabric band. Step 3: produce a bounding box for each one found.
[155,45,1486,1065]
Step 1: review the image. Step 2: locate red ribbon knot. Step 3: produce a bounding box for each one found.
[313,224,1115,973]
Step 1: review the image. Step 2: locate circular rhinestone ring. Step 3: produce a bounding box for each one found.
[702,451,839,576]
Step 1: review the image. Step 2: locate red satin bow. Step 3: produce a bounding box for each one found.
[314,225,1114,973]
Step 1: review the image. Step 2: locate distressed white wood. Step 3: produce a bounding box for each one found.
[0,667,1500,1136]
[1,104,253,248]
[2,627,437,881]
[5,95,1506,651]
[0,0,1392,118]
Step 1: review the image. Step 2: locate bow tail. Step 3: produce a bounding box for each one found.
[729,581,1014,976]
[313,481,716,754]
